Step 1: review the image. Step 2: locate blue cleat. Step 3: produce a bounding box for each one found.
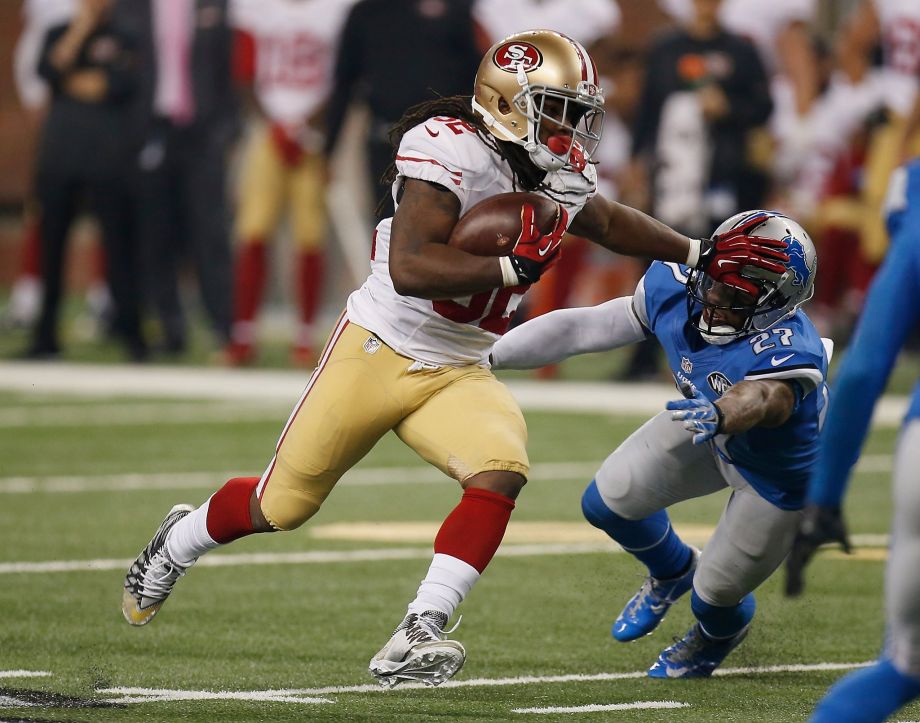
[612,547,699,642]
[647,622,749,678]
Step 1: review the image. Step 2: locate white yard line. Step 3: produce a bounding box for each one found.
[512,701,690,714]
[97,661,872,704]
[0,543,615,575]
[99,691,334,705]
[0,461,602,494]
[0,533,888,576]
[0,361,908,425]
[0,402,285,428]
[0,455,892,495]
[0,671,51,679]
[0,695,37,707]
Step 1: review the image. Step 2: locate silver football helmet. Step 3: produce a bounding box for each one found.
[688,210,817,345]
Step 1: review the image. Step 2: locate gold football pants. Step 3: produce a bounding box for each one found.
[256,315,529,530]
[236,123,326,250]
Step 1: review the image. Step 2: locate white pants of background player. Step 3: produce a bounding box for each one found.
[885,420,920,675]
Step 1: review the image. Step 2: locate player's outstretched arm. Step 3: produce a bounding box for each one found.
[569,195,789,297]
[713,379,798,433]
[388,179,506,299]
[667,379,796,445]
[490,297,646,370]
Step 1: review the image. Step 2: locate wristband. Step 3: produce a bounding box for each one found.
[498,256,520,287]
[712,401,724,434]
[686,237,702,268]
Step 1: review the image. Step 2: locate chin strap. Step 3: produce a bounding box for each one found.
[699,330,738,346]
[525,141,566,171]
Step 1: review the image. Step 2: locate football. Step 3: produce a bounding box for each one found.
[447,192,561,256]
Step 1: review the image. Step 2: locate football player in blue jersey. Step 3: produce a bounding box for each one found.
[784,161,920,722]
[491,209,829,678]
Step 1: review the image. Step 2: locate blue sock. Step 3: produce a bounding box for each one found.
[691,589,755,639]
[581,479,692,579]
[810,658,920,723]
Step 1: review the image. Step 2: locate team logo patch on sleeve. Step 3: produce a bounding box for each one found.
[493,42,543,73]
[707,372,733,396]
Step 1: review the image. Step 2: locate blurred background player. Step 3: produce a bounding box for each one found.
[120,30,787,689]
[493,210,825,678]
[323,0,482,221]
[26,0,147,360]
[620,0,773,381]
[113,0,240,357]
[793,0,920,290]
[785,161,920,723]
[224,0,355,367]
[5,0,115,343]
[632,0,772,239]
[3,0,74,332]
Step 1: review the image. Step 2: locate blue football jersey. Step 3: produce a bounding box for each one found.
[636,261,829,510]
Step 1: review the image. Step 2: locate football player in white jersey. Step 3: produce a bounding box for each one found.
[121,29,788,688]
[226,0,355,366]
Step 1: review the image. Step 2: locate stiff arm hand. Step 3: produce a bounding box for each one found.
[696,213,790,297]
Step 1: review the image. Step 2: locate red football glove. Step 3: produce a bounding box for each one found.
[508,202,568,284]
[270,123,305,167]
[698,213,790,297]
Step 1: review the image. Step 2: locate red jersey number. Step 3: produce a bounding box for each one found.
[432,285,528,336]
[430,116,477,135]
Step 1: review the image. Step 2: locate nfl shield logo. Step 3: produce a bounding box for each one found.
[363,336,381,354]
[681,356,693,373]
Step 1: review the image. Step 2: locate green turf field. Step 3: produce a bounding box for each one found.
[0,383,914,722]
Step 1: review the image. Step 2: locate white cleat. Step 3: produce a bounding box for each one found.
[369,611,466,688]
[122,504,196,626]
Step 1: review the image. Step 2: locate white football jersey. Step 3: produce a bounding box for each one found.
[347,116,598,366]
[873,0,920,115]
[474,0,621,48]
[230,0,354,126]
[15,0,76,110]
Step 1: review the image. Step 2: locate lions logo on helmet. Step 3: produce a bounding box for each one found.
[472,30,605,173]
[785,237,810,289]
[686,210,817,344]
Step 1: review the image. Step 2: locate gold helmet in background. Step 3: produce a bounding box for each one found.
[472,29,605,172]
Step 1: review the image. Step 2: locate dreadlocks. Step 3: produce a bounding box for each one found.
[378,95,565,215]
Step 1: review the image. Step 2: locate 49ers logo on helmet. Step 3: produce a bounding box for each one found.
[493,41,542,73]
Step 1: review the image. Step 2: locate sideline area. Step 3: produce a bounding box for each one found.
[0,360,908,425]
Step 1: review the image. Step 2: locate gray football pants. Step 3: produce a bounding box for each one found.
[594,411,802,607]
[885,420,920,677]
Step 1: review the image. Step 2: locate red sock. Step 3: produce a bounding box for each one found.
[20,217,42,277]
[233,242,268,326]
[434,487,516,573]
[205,477,259,544]
[296,250,324,327]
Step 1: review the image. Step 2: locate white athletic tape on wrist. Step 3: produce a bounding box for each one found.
[686,238,702,268]
[499,256,520,287]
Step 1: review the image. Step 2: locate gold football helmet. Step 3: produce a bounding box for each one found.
[472,29,605,172]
